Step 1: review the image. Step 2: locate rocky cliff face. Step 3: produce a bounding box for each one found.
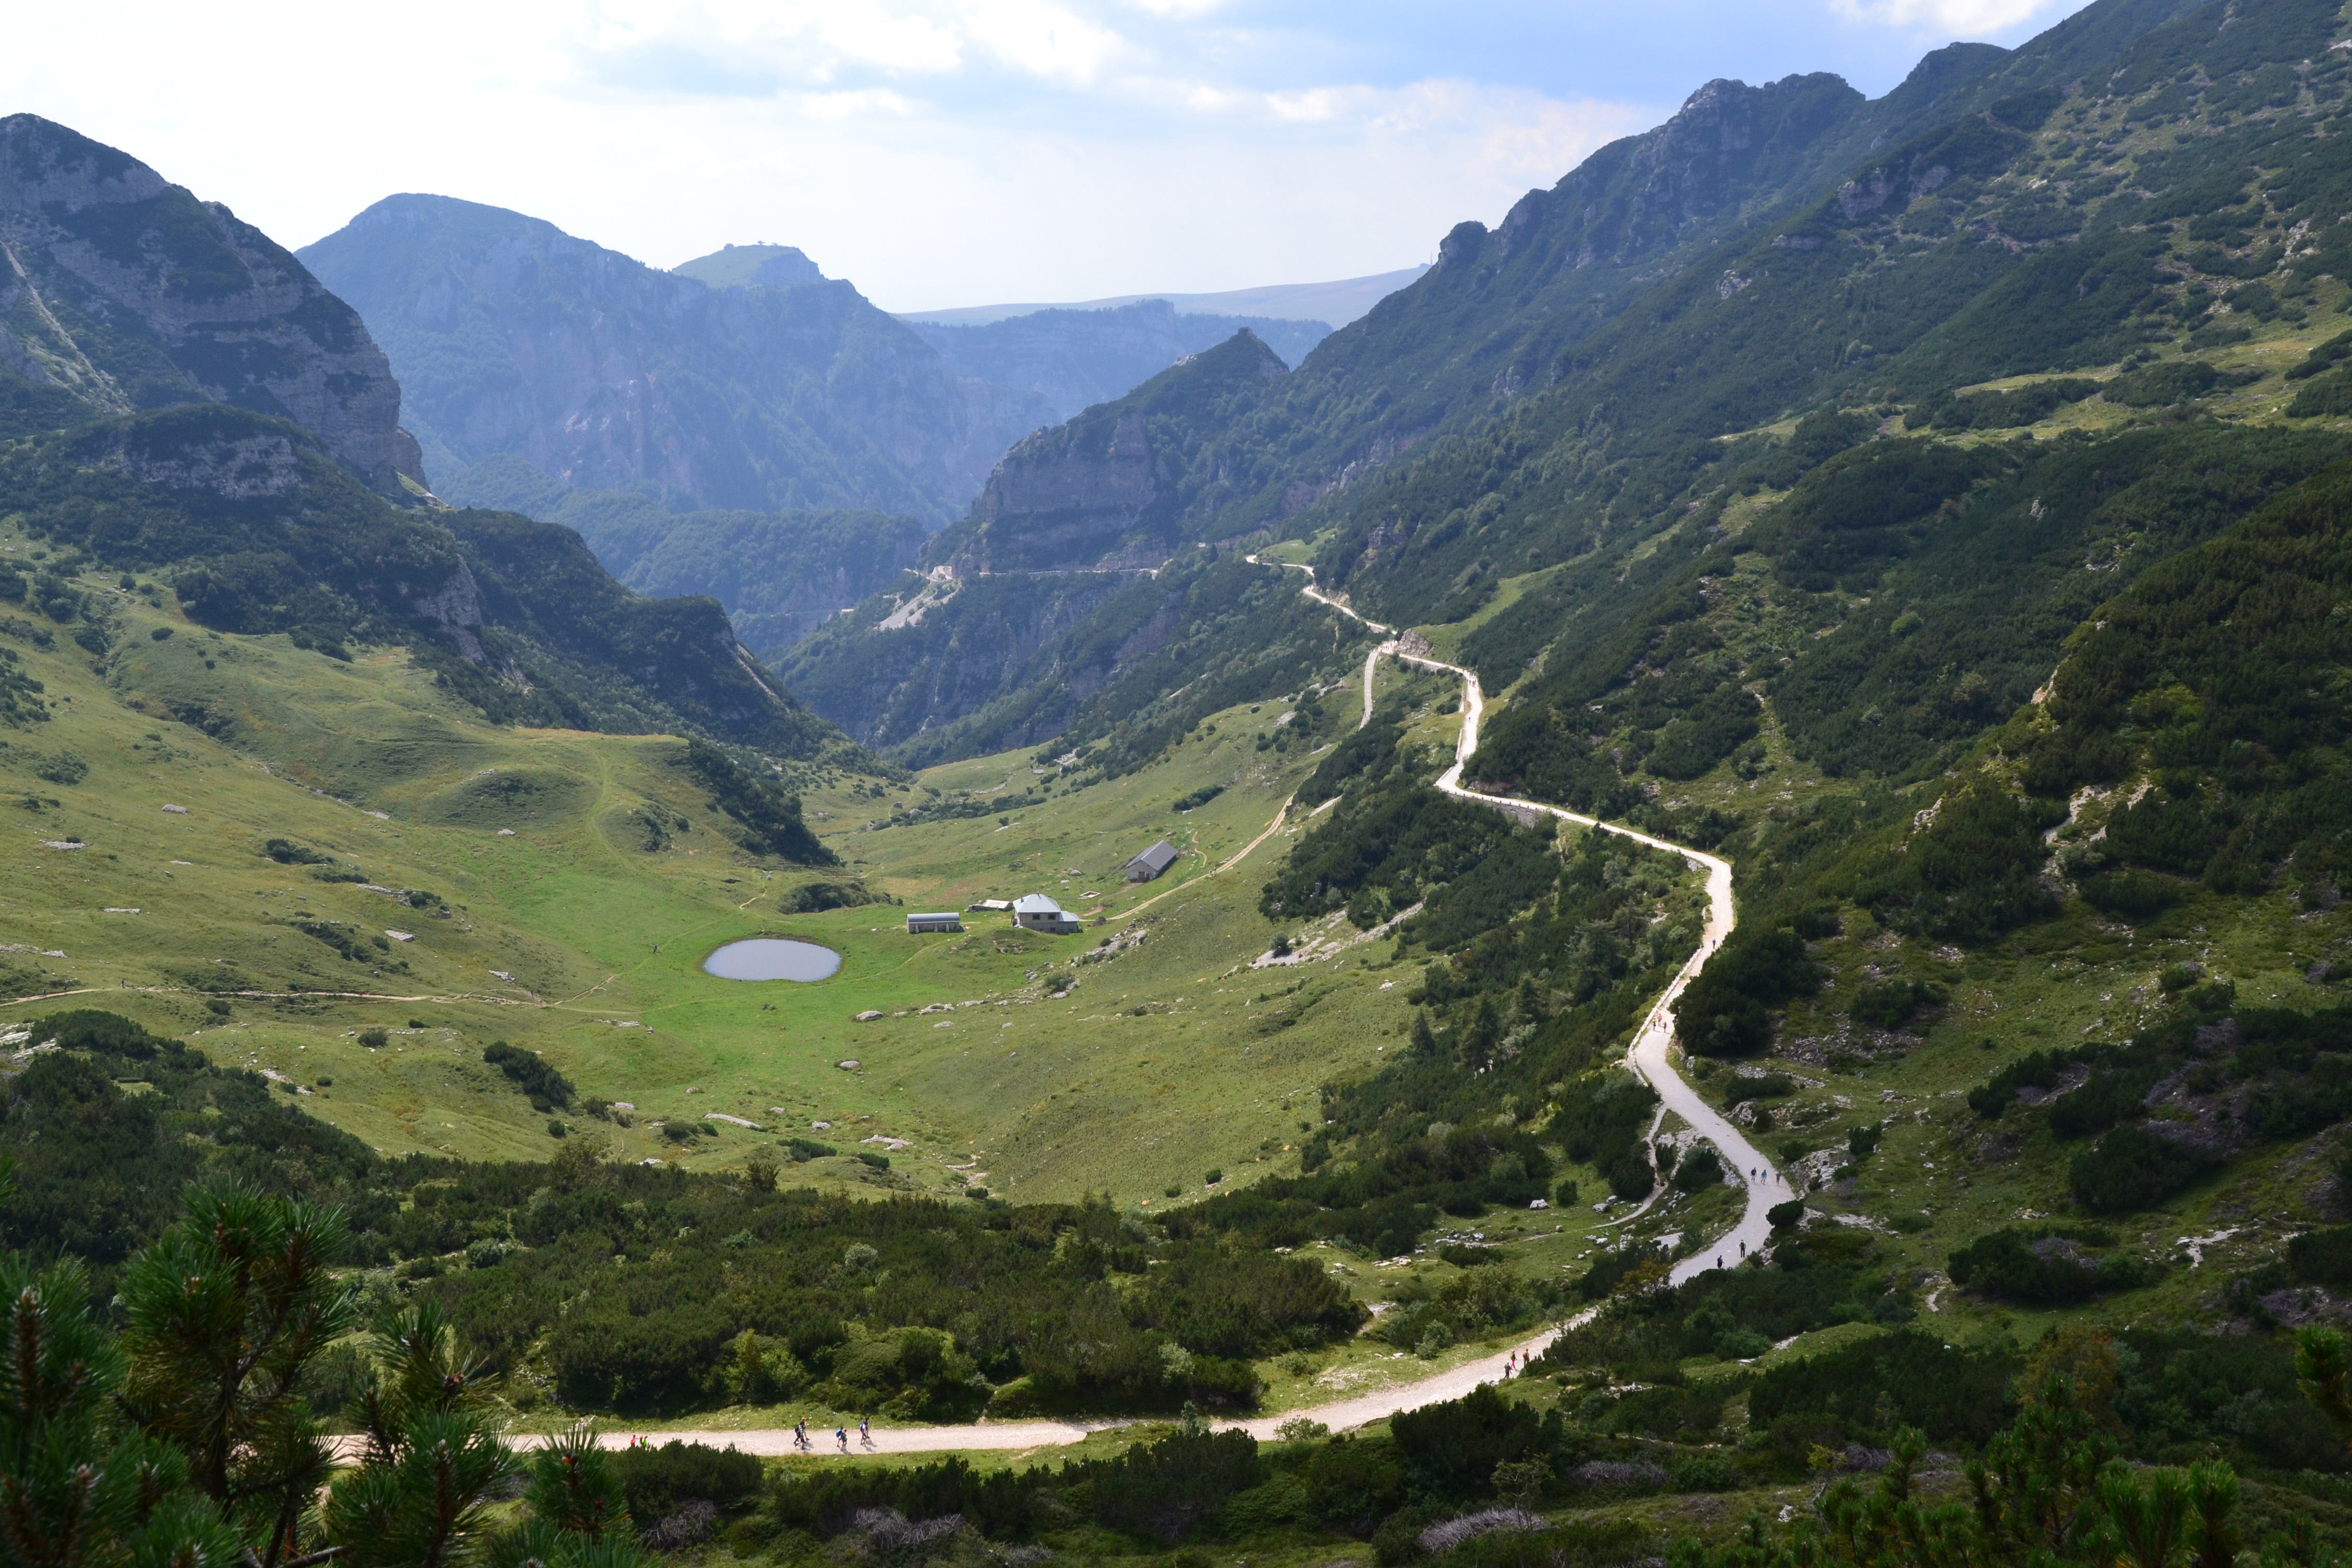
[0,115,422,488]
[931,329,1291,576]
[301,195,1050,522]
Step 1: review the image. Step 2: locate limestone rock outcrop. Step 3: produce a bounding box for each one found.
[934,328,1291,577]
[0,114,422,488]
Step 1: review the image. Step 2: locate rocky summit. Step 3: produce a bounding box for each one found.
[0,114,421,488]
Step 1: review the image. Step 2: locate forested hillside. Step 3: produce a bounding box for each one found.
[774,0,2352,1358]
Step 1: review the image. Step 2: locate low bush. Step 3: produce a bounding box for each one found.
[2291,1226,2352,1287]
[1672,1145,1724,1192]
[483,1041,575,1111]
[1948,1224,2158,1303]
[1721,1074,1793,1105]
[2068,1123,2220,1213]
[779,880,883,913]
[612,1440,763,1525]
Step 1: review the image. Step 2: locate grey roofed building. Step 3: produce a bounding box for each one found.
[906,912,964,933]
[1126,840,1179,882]
[1012,893,1082,935]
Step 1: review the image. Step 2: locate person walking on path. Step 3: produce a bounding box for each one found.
[837,1427,849,1453]
[860,1416,872,1448]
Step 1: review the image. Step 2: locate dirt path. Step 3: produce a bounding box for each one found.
[515,1332,1572,1460]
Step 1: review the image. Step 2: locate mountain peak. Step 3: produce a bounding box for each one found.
[0,115,420,487]
[673,243,826,290]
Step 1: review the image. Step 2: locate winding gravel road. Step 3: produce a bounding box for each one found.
[1267,557,1781,1284]
[495,559,1776,1461]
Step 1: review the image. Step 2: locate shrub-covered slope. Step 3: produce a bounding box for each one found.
[0,404,856,762]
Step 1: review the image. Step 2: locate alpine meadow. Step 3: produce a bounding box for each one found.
[18,1,2352,1565]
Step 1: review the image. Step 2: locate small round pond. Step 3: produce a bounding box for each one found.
[703,937,842,983]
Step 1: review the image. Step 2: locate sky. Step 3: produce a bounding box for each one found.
[6,0,2095,312]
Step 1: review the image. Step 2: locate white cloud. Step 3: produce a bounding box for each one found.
[1,0,1658,308]
[957,1,1128,83]
[1120,0,1229,16]
[574,0,1129,87]
[1828,0,2060,34]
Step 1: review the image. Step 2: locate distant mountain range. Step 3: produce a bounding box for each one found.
[896,266,1429,328]
[903,301,1328,426]
[670,243,1335,425]
[299,198,1048,525]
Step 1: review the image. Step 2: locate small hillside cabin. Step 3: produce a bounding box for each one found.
[1126,840,1180,882]
[906,912,964,934]
[1012,894,1083,935]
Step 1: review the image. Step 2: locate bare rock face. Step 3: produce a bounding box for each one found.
[0,114,422,488]
[938,328,1290,576]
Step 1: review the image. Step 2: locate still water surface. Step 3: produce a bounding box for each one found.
[703,937,842,982]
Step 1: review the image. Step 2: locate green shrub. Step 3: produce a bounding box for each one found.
[1304,1434,1406,1533]
[1672,1145,1724,1193]
[778,880,879,913]
[2069,1123,2219,1213]
[1947,1224,2157,1303]
[1390,1384,1551,1504]
[1086,1427,1264,1542]
[1721,1073,1794,1105]
[1925,378,2098,429]
[2080,868,2183,918]
[1748,1331,2018,1446]
[483,1040,575,1111]
[612,1440,762,1523]
[1438,1244,1501,1267]
[1670,1454,1743,1492]
[2104,359,2248,406]
[1850,978,1944,1030]
[2290,1226,2352,1286]
[1607,1152,1655,1202]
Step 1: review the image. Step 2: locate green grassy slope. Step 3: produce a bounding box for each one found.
[0,536,1458,1207]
